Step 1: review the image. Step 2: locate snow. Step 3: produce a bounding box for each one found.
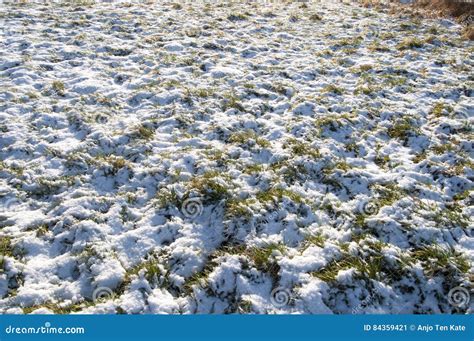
[0,0,472,315]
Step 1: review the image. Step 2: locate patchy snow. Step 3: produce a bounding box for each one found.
[0,0,472,315]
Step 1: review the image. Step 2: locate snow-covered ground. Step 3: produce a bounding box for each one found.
[0,0,472,314]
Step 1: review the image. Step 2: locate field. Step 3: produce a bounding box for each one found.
[0,0,472,314]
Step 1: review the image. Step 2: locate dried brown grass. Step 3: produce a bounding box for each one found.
[462,25,474,39]
[358,0,474,40]
[414,0,473,21]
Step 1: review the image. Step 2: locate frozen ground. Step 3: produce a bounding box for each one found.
[0,0,472,314]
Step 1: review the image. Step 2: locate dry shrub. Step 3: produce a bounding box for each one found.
[414,1,473,40]
[358,0,474,40]
[414,0,474,20]
[360,0,376,7]
[360,0,473,20]
[462,25,474,39]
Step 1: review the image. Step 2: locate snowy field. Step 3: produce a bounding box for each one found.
[0,0,473,314]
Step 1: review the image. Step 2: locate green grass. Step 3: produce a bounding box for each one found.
[354,82,380,96]
[412,151,427,164]
[368,41,390,52]
[412,245,470,275]
[242,163,265,174]
[155,188,180,209]
[23,302,86,315]
[35,224,49,237]
[309,13,322,21]
[397,37,424,50]
[187,171,230,204]
[256,187,304,204]
[432,205,469,228]
[25,223,49,238]
[225,198,256,220]
[96,155,128,174]
[279,163,309,184]
[314,113,355,134]
[0,162,24,177]
[431,143,455,155]
[334,36,363,48]
[323,84,344,95]
[301,233,326,249]
[312,237,405,282]
[345,142,359,155]
[271,82,293,96]
[135,125,155,140]
[0,236,13,272]
[248,243,284,265]
[161,79,180,88]
[188,87,215,98]
[228,130,270,148]
[182,243,286,290]
[283,138,320,159]
[126,257,162,285]
[374,154,390,168]
[358,64,373,72]
[222,92,244,111]
[453,190,470,202]
[375,183,405,208]
[237,299,253,313]
[387,119,417,140]
[354,213,367,227]
[312,254,384,282]
[383,75,407,87]
[227,13,248,21]
[51,80,65,96]
[430,102,453,118]
[324,160,351,173]
[246,243,286,281]
[182,246,245,293]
